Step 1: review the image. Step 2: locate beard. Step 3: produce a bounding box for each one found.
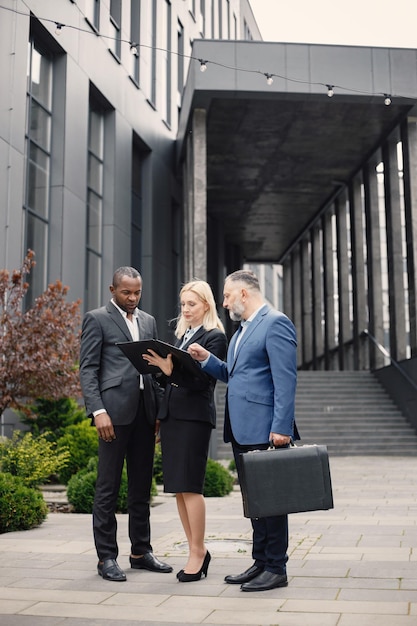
[228,297,245,322]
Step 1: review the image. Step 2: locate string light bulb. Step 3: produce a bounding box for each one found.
[265,73,273,85]
[384,94,392,106]
[55,22,63,35]
[130,42,139,57]
[199,59,208,72]
[327,84,334,97]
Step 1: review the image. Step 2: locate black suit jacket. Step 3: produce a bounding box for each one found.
[79,302,160,426]
[157,327,227,427]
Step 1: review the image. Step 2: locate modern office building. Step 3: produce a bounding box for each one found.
[0,0,261,323]
[1,1,417,437]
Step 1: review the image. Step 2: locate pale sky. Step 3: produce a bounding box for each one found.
[249,0,417,49]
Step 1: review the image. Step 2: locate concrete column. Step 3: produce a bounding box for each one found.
[291,248,303,368]
[282,259,293,320]
[336,191,351,369]
[401,118,417,357]
[383,133,407,362]
[183,133,193,280]
[191,108,207,280]
[182,109,208,281]
[300,238,313,367]
[349,176,368,369]
[363,158,385,369]
[322,209,336,369]
[311,225,324,368]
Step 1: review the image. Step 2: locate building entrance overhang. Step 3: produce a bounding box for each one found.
[177,41,417,263]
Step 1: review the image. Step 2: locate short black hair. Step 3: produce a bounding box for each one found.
[112,266,142,287]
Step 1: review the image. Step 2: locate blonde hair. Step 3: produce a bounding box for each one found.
[175,280,225,338]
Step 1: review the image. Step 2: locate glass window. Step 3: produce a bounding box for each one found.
[130,0,141,84]
[85,0,100,31]
[177,20,184,97]
[86,105,104,309]
[150,0,157,105]
[25,212,48,306]
[109,0,122,59]
[226,0,230,38]
[86,251,102,312]
[131,141,143,272]
[161,0,172,125]
[24,38,53,307]
[200,0,205,35]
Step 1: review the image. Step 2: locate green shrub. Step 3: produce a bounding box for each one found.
[0,472,47,533]
[0,431,70,487]
[67,457,157,513]
[153,442,163,484]
[66,458,99,513]
[203,458,234,497]
[228,458,236,472]
[56,420,99,484]
[20,398,86,442]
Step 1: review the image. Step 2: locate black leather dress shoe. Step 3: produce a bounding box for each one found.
[130,553,173,573]
[241,570,288,592]
[224,564,263,584]
[97,559,126,582]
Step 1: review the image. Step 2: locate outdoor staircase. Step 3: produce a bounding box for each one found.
[295,370,417,455]
[214,370,417,458]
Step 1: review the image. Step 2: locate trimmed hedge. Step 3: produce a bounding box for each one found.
[0,472,47,533]
[67,457,157,513]
[203,458,234,497]
[0,431,70,488]
[56,420,99,484]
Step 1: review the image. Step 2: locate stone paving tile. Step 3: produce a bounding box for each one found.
[0,587,115,605]
[20,602,212,623]
[281,598,409,615]
[0,456,416,626]
[0,617,67,625]
[339,617,416,626]
[338,588,417,602]
[202,611,340,626]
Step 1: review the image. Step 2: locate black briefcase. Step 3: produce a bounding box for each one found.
[239,444,334,518]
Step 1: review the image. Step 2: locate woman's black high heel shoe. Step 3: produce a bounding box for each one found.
[177,551,211,582]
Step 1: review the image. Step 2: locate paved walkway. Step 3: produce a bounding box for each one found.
[0,456,416,626]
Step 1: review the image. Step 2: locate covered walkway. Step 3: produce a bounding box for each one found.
[177,40,417,431]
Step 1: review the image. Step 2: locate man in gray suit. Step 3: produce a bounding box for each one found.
[79,266,172,581]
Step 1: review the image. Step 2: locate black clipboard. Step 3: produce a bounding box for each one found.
[116,339,206,380]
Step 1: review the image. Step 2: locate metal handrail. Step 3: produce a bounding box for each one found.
[361,329,417,393]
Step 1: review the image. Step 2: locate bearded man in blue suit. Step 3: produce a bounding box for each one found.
[189,269,298,592]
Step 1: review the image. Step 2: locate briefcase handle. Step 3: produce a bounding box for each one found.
[268,438,294,450]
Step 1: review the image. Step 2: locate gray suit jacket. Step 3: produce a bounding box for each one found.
[79,302,160,426]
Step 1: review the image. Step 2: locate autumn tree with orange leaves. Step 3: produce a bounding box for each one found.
[0,250,82,416]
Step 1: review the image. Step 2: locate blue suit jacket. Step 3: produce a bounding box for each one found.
[203,304,298,445]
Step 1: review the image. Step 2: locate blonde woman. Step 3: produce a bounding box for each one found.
[143,280,227,582]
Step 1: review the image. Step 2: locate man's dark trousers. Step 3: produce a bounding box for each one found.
[232,439,289,576]
[93,393,155,560]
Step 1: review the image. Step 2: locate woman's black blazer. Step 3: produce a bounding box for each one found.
[157,327,227,427]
